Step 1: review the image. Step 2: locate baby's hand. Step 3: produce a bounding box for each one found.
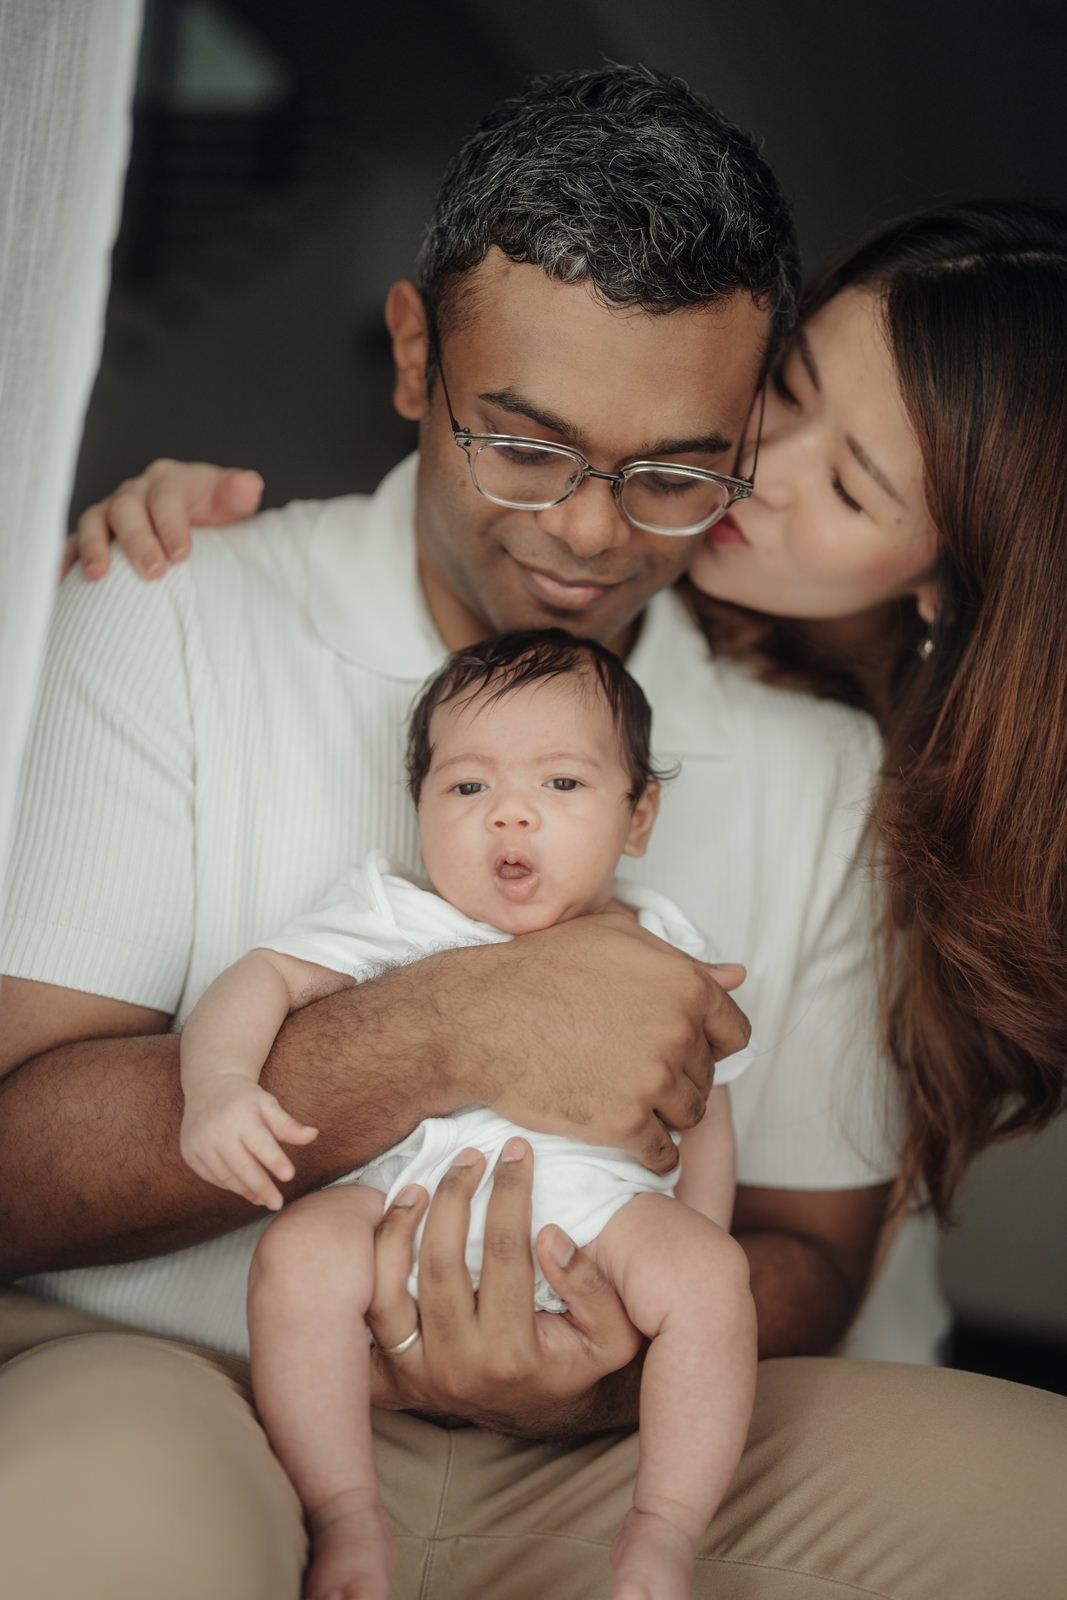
[180,1075,318,1211]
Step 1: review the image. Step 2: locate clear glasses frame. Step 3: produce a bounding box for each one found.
[433,336,765,538]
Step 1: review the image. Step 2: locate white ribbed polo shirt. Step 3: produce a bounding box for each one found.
[4,452,945,1359]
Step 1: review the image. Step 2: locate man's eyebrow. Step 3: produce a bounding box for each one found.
[796,329,821,392]
[478,388,732,458]
[638,430,733,459]
[845,434,906,507]
[478,389,580,442]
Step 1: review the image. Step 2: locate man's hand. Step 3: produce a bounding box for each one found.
[62,459,264,582]
[180,1074,318,1213]
[368,1139,642,1439]
[447,911,749,1174]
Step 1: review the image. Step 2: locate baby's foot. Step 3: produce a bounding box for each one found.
[304,1488,398,1600]
[609,1507,697,1600]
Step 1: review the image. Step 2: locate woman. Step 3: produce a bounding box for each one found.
[70,199,1067,1234]
[686,200,1067,1224]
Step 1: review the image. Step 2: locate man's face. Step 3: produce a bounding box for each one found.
[390,250,770,653]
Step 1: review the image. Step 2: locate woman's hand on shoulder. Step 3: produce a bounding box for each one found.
[62,459,265,584]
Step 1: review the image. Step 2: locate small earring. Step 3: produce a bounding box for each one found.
[917,625,935,661]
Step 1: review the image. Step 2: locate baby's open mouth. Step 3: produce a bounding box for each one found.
[495,852,534,881]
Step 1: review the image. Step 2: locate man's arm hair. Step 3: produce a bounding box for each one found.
[0,961,474,1279]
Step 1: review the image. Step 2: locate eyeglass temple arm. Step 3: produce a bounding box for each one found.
[744,379,767,485]
[424,302,470,441]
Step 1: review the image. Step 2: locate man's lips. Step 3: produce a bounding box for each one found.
[512,558,623,612]
[704,513,748,547]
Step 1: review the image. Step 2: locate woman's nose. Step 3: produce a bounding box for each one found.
[749,411,809,510]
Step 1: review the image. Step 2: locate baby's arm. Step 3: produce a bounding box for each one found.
[590,1193,756,1600]
[180,949,348,1209]
[675,1082,736,1228]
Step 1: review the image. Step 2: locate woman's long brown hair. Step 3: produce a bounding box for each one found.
[691,201,1067,1220]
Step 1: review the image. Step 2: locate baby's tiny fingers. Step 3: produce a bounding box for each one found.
[244,1123,296,1184]
[261,1098,318,1145]
[221,1144,284,1210]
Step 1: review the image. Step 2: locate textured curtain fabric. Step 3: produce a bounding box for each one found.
[0,0,142,916]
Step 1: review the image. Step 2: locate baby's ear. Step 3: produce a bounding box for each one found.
[622,780,660,858]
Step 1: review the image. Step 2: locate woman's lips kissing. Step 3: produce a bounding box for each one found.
[704,513,748,547]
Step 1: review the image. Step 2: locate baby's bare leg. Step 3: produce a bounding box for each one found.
[248,1184,395,1600]
[589,1194,757,1600]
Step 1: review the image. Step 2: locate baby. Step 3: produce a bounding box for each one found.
[180,629,757,1600]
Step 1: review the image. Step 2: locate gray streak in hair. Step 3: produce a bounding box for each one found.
[416,64,799,358]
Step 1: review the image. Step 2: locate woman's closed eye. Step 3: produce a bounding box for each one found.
[831,475,864,514]
[770,363,798,407]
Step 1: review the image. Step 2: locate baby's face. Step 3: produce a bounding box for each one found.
[417,675,658,934]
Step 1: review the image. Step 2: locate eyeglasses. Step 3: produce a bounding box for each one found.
[433,340,764,538]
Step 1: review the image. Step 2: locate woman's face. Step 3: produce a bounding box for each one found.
[688,286,939,622]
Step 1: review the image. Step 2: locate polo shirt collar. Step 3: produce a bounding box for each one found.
[310,451,733,757]
[310,454,443,682]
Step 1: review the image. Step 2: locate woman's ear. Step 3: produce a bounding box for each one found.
[622,780,661,859]
[915,579,940,626]
[384,280,430,421]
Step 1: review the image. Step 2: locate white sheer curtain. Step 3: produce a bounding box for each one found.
[0,0,142,919]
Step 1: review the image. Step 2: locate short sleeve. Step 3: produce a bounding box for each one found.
[1,555,195,1011]
[736,714,903,1189]
[261,853,508,979]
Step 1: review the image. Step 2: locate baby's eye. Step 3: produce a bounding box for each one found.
[453,781,487,796]
[544,777,580,792]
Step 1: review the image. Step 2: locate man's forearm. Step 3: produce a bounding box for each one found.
[738,1229,861,1357]
[0,957,473,1279]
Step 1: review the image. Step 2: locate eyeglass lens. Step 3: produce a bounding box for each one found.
[470,441,732,532]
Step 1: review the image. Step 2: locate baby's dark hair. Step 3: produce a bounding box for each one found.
[406,629,673,806]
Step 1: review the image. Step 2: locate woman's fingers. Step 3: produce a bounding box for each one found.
[208,467,264,523]
[144,481,195,563]
[71,504,113,579]
[106,490,169,579]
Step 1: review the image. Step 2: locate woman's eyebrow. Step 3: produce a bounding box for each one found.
[845,434,905,506]
[796,329,821,391]
[799,329,906,506]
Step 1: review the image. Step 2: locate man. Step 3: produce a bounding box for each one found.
[1,65,1063,1600]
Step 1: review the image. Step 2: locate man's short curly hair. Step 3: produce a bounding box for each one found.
[416,63,799,361]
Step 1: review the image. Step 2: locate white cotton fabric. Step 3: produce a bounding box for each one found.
[268,851,752,1313]
[0,0,142,915]
[4,451,946,1361]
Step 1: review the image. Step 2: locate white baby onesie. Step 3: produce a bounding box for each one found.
[266,851,754,1311]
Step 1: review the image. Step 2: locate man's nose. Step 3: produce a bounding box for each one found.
[535,475,631,560]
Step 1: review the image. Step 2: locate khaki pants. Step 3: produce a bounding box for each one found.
[1,1288,1064,1599]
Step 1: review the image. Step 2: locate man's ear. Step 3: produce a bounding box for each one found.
[384,280,430,422]
[622,780,661,859]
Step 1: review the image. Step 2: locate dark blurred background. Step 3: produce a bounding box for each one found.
[73,0,1067,512]
[71,0,1067,1391]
